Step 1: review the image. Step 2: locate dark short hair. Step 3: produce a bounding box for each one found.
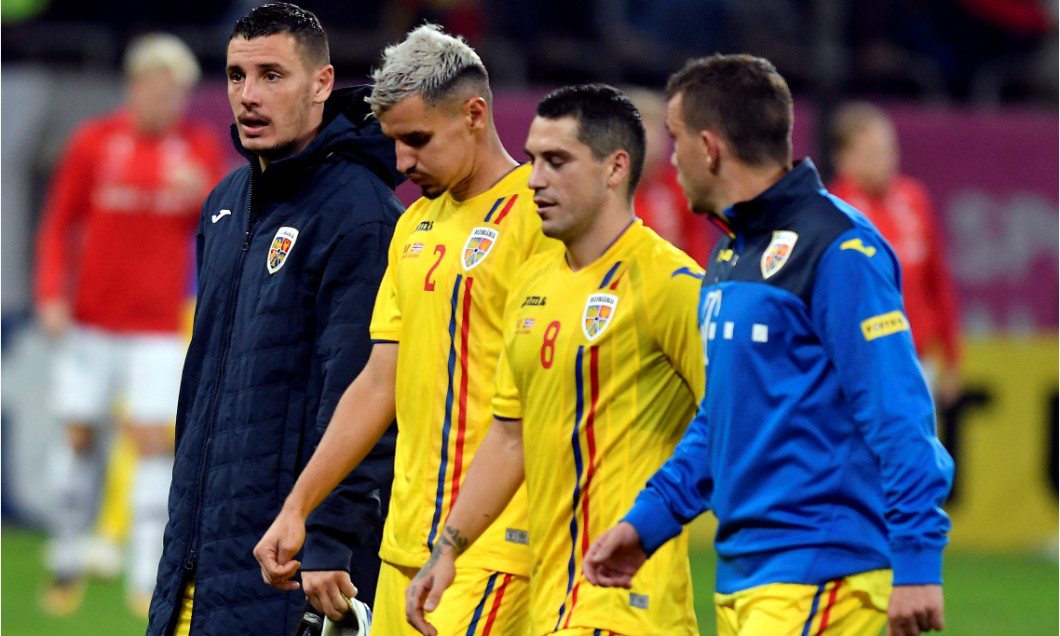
[666,54,793,167]
[230,2,329,68]
[536,84,647,197]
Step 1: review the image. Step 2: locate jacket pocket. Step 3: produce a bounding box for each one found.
[276,387,307,495]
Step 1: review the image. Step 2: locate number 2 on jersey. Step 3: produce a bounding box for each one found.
[541,320,561,368]
[424,245,445,291]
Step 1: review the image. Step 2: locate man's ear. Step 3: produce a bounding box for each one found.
[700,129,722,171]
[312,64,335,105]
[606,149,632,191]
[464,96,489,131]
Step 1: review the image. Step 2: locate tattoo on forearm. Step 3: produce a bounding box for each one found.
[440,525,470,555]
[414,525,469,582]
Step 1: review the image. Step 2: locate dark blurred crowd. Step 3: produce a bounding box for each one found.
[3,0,1057,103]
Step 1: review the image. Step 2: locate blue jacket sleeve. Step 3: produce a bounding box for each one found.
[812,229,954,585]
[301,204,398,573]
[623,397,713,556]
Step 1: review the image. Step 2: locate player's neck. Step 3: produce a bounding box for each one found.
[564,206,636,272]
[449,136,518,202]
[724,161,790,210]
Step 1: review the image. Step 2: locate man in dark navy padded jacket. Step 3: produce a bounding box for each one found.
[147,4,404,635]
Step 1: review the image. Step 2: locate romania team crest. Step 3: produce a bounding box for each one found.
[267,226,299,274]
[462,227,499,271]
[760,230,798,279]
[582,293,619,341]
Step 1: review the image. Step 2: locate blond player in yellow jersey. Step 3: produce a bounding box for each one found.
[405,84,705,636]
[254,24,559,635]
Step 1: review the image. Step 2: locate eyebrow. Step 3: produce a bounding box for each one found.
[529,148,573,161]
[227,61,286,73]
[382,128,431,143]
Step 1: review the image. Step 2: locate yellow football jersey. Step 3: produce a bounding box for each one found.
[371,163,558,575]
[493,220,704,636]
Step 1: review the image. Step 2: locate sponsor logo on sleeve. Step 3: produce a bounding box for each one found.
[861,310,910,341]
[267,227,299,274]
[505,528,529,545]
[840,238,877,257]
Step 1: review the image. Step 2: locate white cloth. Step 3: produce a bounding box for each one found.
[52,325,185,423]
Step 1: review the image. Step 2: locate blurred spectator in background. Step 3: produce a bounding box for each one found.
[33,32,225,617]
[627,87,718,266]
[829,102,963,407]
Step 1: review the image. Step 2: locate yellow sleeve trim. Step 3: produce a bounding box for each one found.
[861,310,910,341]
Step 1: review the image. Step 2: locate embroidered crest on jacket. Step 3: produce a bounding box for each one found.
[761,230,798,279]
[267,227,299,274]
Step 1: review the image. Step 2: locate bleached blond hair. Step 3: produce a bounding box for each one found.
[367,24,490,115]
[123,33,201,87]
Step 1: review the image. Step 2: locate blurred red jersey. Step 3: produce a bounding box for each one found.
[35,109,226,333]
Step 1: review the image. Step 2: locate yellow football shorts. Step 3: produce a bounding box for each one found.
[172,578,195,636]
[714,569,891,636]
[374,560,530,636]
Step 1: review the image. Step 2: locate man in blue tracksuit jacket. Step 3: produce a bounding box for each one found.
[148,5,404,635]
[584,55,953,636]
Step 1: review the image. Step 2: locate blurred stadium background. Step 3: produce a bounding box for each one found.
[2,0,1057,634]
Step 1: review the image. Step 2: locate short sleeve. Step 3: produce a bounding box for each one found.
[369,218,407,342]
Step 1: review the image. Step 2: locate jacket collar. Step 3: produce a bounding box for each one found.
[720,158,825,234]
[230,85,405,190]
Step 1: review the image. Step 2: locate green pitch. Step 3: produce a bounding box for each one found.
[2,526,1056,635]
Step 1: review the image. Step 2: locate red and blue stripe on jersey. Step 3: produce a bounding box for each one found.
[554,264,622,630]
[427,194,520,552]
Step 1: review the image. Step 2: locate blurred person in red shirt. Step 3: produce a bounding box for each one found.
[829,102,963,407]
[628,87,718,266]
[33,32,226,617]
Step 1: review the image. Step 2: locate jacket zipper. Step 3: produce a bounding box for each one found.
[185,170,261,572]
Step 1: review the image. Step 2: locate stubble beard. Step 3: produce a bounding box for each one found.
[251,88,314,163]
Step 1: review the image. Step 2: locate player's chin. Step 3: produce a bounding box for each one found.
[539,219,566,241]
[238,133,269,151]
[420,183,445,199]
